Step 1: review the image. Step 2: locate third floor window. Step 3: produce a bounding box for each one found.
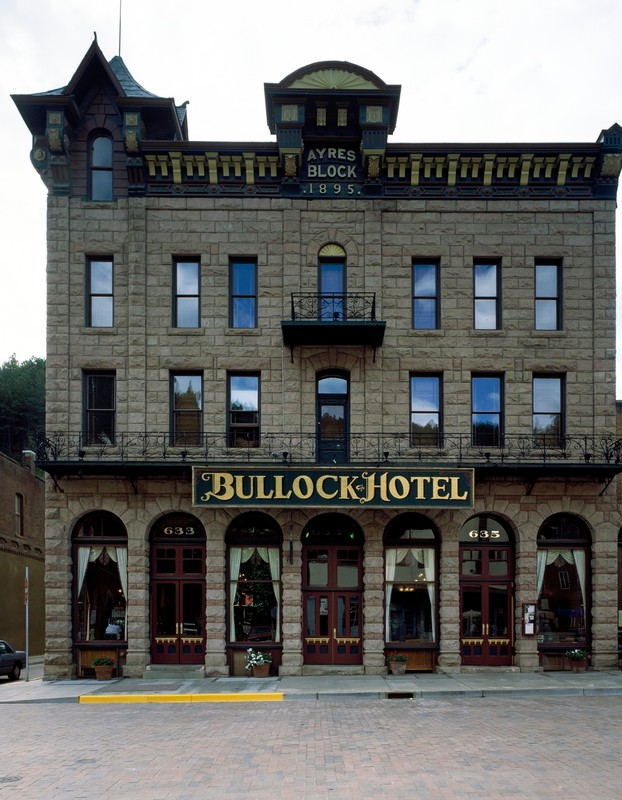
[412,261,439,329]
[474,261,500,330]
[535,261,562,330]
[174,259,200,328]
[230,259,257,328]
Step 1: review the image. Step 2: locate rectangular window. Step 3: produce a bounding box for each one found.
[87,258,113,327]
[472,374,503,447]
[174,259,200,328]
[474,261,500,330]
[412,261,439,329]
[84,372,116,446]
[386,548,436,643]
[171,373,203,446]
[15,494,23,537]
[230,259,257,328]
[228,373,260,447]
[535,261,562,330]
[410,374,442,446]
[533,374,564,446]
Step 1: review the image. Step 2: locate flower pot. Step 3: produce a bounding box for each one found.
[388,661,407,675]
[252,663,270,678]
[569,660,588,673]
[94,665,114,681]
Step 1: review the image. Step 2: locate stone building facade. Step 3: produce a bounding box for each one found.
[13,41,622,679]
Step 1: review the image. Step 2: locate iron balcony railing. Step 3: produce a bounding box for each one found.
[36,430,622,469]
[289,292,377,321]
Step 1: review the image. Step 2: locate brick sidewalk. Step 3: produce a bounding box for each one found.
[1,695,621,799]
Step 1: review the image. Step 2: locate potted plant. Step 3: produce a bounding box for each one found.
[92,656,115,681]
[245,648,272,677]
[386,651,408,675]
[564,648,590,672]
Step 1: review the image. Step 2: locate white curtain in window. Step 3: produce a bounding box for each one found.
[109,547,128,600]
[572,549,586,606]
[76,546,104,595]
[229,547,244,641]
[422,548,436,640]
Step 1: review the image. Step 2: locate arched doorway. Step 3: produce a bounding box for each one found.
[459,515,515,666]
[302,513,363,665]
[150,513,206,665]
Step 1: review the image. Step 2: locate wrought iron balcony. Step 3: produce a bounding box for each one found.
[281,292,386,349]
[37,430,622,483]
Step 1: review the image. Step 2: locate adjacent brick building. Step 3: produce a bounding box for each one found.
[0,451,45,653]
[13,40,622,679]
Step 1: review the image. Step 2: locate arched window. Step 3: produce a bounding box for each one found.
[384,514,438,644]
[90,134,113,200]
[73,511,127,642]
[537,514,591,647]
[226,513,282,644]
[318,243,346,320]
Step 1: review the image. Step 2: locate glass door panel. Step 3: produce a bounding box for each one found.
[460,582,512,666]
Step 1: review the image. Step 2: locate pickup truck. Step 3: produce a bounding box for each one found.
[0,640,26,681]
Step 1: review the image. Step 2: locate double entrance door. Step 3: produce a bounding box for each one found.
[151,541,206,665]
[460,544,513,666]
[302,543,362,665]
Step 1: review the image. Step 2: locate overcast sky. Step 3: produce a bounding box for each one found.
[2,0,621,387]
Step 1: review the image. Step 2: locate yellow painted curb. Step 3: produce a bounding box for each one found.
[79,692,284,704]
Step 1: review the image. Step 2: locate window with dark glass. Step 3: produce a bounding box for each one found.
[319,258,345,320]
[174,259,200,328]
[230,259,257,328]
[472,374,503,446]
[412,261,439,329]
[226,513,282,644]
[410,374,442,447]
[228,373,259,447]
[474,261,500,330]
[171,373,202,446]
[86,258,113,327]
[84,371,115,446]
[535,261,562,330]
[15,494,23,536]
[73,511,127,643]
[384,514,438,645]
[536,515,590,647]
[90,135,113,201]
[533,375,564,446]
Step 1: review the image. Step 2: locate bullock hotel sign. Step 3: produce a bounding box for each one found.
[192,467,474,509]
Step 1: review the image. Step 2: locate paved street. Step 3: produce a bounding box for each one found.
[1,694,621,799]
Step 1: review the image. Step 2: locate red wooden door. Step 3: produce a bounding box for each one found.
[151,543,205,665]
[303,545,362,665]
[460,545,513,666]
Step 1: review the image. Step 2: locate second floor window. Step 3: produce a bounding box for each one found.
[87,258,113,327]
[472,374,503,447]
[174,259,200,328]
[230,259,257,328]
[535,261,562,330]
[474,261,500,330]
[90,135,113,201]
[412,261,439,329]
[228,374,260,447]
[410,374,442,446]
[171,373,203,446]
[84,372,115,446]
[533,375,564,446]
